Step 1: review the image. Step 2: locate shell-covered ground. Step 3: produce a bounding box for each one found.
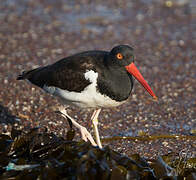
[0,0,195,160]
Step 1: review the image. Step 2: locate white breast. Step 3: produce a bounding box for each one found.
[43,70,125,108]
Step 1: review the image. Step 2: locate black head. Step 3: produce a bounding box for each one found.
[107,44,157,99]
[109,45,134,67]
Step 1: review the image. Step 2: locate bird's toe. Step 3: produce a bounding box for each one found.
[80,126,97,146]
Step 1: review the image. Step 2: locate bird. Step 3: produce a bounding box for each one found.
[17,45,157,148]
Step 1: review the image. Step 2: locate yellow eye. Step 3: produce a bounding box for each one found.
[116,53,123,60]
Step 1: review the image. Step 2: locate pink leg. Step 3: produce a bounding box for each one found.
[91,109,102,148]
[59,107,97,146]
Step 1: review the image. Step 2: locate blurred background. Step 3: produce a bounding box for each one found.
[0,0,195,158]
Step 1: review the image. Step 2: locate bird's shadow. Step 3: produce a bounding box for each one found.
[0,103,18,125]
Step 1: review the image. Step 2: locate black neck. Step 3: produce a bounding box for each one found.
[97,58,134,102]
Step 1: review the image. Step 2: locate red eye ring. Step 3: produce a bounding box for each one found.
[116,53,123,60]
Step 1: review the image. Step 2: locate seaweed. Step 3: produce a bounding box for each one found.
[0,128,195,179]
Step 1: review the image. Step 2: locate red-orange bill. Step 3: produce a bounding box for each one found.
[125,62,157,100]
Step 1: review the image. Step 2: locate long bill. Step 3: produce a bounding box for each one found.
[125,62,157,100]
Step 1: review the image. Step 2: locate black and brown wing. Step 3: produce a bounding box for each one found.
[17,51,106,92]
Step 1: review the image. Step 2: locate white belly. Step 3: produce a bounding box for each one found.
[43,70,125,108]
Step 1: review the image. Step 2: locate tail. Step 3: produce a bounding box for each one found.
[17,71,28,80]
[17,67,42,80]
[17,66,49,88]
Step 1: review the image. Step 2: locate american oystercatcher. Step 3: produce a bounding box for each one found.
[17,45,157,148]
